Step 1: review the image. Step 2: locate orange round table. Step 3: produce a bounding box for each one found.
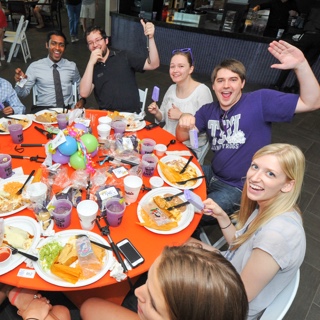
[0,110,206,306]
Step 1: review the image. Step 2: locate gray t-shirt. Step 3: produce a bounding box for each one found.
[224,209,306,319]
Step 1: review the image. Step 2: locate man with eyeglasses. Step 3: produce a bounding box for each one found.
[14,30,86,113]
[176,40,320,224]
[80,21,160,113]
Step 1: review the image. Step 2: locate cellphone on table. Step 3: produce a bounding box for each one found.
[145,123,159,130]
[116,238,144,268]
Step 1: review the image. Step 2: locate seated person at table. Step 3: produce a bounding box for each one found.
[147,48,213,164]
[0,284,70,320]
[188,143,306,319]
[33,0,50,29]
[80,245,248,320]
[14,30,86,113]
[79,23,160,113]
[0,77,26,115]
[176,40,320,219]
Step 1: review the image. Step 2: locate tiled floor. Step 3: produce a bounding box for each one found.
[1,2,320,319]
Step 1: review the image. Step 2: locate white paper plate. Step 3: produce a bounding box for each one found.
[32,110,59,125]
[0,175,34,217]
[157,155,203,190]
[137,187,194,234]
[120,112,146,132]
[34,229,113,287]
[0,115,33,135]
[0,216,41,275]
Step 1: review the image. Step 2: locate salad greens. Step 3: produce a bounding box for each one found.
[39,241,63,270]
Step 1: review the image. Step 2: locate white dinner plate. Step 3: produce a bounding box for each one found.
[34,229,113,287]
[157,155,203,190]
[0,175,34,217]
[32,110,59,125]
[0,216,41,275]
[137,187,194,235]
[0,115,33,135]
[120,112,146,132]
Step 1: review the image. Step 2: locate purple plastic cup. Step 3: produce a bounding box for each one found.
[111,120,126,135]
[140,138,156,155]
[105,198,126,227]
[52,199,72,229]
[0,154,13,179]
[57,113,68,130]
[142,154,158,177]
[8,124,23,144]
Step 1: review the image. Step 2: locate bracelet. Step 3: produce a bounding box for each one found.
[220,221,232,229]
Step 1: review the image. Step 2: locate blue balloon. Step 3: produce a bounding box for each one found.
[58,136,78,156]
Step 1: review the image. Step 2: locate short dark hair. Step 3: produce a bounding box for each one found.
[46,30,67,45]
[85,26,108,43]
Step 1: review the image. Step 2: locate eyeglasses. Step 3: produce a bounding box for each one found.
[172,48,194,65]
[87,37,104,48]
[219,111,228,134]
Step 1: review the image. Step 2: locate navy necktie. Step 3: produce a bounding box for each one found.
[52,64,64,108]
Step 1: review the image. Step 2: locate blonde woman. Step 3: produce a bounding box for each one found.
[81,245,248,320]
[190,143,306,319]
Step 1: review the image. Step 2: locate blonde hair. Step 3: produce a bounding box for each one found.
[157,246,248,320]
[231,143,305,250]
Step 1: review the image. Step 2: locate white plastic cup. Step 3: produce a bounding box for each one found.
[154,144,167,157]
[98,116,112,125]
[124,175,143,204]
[97,124,111,138]
[76,200,99,230]
[27,182,48,203]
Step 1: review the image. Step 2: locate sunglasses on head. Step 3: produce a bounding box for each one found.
[172,48,194,65]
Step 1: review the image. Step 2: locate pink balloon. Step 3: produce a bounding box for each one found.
[52,149,70,164]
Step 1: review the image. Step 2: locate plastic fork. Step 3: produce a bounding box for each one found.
[176,175,206,185]
[7,245,38,261]
[16,170,35,195]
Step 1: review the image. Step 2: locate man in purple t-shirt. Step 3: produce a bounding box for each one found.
[176,40,320,220]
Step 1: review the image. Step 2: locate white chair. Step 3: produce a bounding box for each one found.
[32,82,78,108]
[138,88,148,116]
[260,269,300,320]
[4,17,31,63]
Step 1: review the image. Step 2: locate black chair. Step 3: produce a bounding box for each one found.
[7,0,27,30]
[40,0,62,30]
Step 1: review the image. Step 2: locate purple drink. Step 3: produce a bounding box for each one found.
[52,199,72,229]
[0,154,13,179]
[106,198,126,227]
[8,124,23,144]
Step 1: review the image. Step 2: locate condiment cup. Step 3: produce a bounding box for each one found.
[150,176,164,189]
[0,247,12,267]
[154,144,167,157]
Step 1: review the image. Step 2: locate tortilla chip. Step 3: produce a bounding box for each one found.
[50,263,82,284]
